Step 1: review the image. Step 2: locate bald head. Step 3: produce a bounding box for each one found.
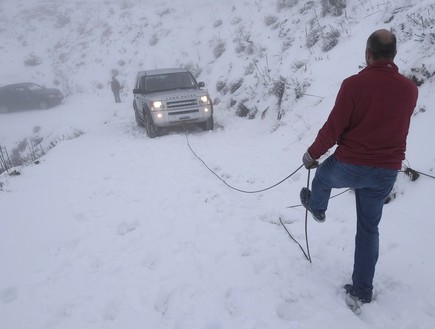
[365,29,397,64]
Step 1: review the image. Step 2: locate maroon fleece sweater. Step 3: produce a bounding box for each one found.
[308,61,418,170]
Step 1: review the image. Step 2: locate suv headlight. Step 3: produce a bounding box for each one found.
[199,95,210,106]
[150,101,165,111]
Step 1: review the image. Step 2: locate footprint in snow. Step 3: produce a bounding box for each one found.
[117,221,139,236]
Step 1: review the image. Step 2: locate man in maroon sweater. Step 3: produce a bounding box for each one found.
[300,29,418,311]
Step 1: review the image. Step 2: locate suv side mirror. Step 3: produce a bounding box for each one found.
[198,82,205,88]
[133,88,143,95]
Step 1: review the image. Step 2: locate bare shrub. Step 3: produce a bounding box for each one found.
[216,80,227,94]
[0,130,85,175]
[236,103,250,117]
[292,60,307,71]
[264,15,278,26]
[306,27,321,48]
[408,11,435,49]
[408,64,435,86]
[277,0,298,10]
[231,17,242,25]
[244,62,255,75]
[321,0,347,17]
[212,38,226,58]
[292,78,311,100]
[235,102,257,119]
[230,79,243,94]
[407,12,435,29]
[156,8,172,17]
[306,18,322,48]
[24,54,42,66]
[183,63,202,78]
[270,76,287,107]
[213,20,223,28]
[281,37,294,51]
[149,34,158,46]
[234,30,254,55]
[322,28,341,52]
[299,1,315,14]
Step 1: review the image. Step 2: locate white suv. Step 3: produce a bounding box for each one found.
[132,68,214,138]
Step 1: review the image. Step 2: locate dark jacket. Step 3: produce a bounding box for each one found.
[111,78,121,93]
[309,61,418,170]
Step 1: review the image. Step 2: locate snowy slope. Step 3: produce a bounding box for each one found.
[1,0,435,328]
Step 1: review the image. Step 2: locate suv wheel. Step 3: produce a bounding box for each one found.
[134,104,144,127]
[145,115,159,138]
[201,116,214,131]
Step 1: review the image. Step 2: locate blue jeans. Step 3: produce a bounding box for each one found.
[310,154,398,300]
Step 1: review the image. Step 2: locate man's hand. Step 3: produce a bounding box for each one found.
[302,151,319,169]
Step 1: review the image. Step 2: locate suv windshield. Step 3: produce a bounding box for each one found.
[143,72,197,93]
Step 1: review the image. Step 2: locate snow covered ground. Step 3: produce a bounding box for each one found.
[1,0,435,328]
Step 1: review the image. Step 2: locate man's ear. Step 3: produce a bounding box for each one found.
[365,49,374,65]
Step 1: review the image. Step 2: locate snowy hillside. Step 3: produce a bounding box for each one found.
[1,0,435,328]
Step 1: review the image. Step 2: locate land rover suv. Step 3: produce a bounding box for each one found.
[132,68,214,138]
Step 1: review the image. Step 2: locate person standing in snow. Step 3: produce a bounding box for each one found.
[111,76,121,103]
[300,29,418,309]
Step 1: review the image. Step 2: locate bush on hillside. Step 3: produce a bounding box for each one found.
[277,0,299,11]
[264,15,278,26]
[270,76,287,108]
[408,64,435,86]
[322,27,340,51]
[230,79,243,94]
[0,130,85,175]
[216,80,227,94]
[24,54,42,66]
[321,0,346,17]
[212,39,226,58]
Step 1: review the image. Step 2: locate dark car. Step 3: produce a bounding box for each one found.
[0,83,64,114]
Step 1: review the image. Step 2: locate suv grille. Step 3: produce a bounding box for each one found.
[167,98,198,109]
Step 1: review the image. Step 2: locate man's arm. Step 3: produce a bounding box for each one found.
[308,81,354,160]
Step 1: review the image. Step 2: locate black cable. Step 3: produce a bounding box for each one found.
[416,170,435,179]
[185,132,304,193]
[400,167,435,180]
[304,169,312,262]
[279,168,312,263]
[401,160,435,180]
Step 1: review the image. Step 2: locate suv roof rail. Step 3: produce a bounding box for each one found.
[137,68,188,77]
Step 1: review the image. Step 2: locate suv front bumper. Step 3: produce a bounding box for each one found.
[151,106,212,127]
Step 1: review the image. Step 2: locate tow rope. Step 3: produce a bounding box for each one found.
[280,167,313,263]
[185,131,434,263]
[185,131,303,193]
[186,131,311,261]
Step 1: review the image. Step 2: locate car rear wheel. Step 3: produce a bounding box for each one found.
[39,101,49,110]
[145,114,159,138]
[0,105,9,114]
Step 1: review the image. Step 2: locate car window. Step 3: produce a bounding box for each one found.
[27,84,44,91]
[145,72,196,92]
